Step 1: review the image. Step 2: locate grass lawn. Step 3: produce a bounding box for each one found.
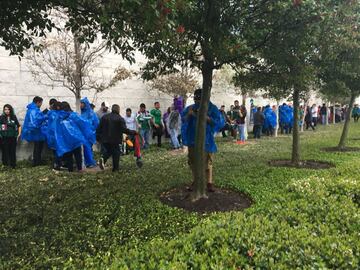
[0,123,359,269]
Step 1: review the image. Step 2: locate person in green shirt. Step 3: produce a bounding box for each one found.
[136,103,152,149]
[0,104,22,168]
[150,102,163,147]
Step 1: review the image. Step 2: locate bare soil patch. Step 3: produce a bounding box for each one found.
[160,185,253,213]
[269,159,334,169]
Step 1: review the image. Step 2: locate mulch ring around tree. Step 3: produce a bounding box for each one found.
[159,185,253,213]
[322,146,360,153]
[268,159,335,170]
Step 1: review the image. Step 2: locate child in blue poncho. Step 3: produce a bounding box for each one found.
[181,88,224,192]
[80,97,99,168]
[21,96,46,166]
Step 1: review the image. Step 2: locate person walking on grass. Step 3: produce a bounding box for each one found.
[150,101,163,147]
[80,97,99,168]
[181,88,224,192]
[0,104,21,168]
[305,106,315,131]
[311,104,318,127]
[97,104,138,172]
[320,103,327,125]
[219,105,233,138]
[22,96,46,167]
[167,105,182,149]
[137,103,152,149]
[236,105,247,144]
[352,104,360,123]
[253,107,265,139]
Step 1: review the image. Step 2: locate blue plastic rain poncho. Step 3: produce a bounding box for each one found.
[279,104,291,126]
[80,97,99,167]
[181,102,224,153]
[263,105,277,129]
[287,106,294,128]
[21,102,46,142]
[80,97,99,133]
[46,110,95,157]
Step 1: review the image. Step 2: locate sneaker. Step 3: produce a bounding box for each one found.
[207,183,215,192]
[99,158,105,170]
[136,158,143,168]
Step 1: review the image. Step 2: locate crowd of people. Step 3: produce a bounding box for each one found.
[0,92,358,179]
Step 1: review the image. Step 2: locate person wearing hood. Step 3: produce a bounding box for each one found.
[181,88,224,192]
[21,96,46,166]
[263,105,277,136]
[55,101,94,172]
[80,97,99,168]
[0,104,21,168]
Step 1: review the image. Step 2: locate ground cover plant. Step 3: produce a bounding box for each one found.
[0,123,359,269]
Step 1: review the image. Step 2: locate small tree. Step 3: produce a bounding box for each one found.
[234,0,340,165]
[317,1,360,149]
[26,11,131,112]
[147,67,198,105]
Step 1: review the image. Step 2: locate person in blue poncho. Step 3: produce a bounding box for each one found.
[263,105,277,136]
[80,97,99,168]
[46,101,95,172]
[279,103,292,135]
[21,96,46,166]
[181,88,224,192]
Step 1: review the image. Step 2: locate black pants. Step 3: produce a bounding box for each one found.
[152,125,163,147]
[33,141,44,167]
[53,150,62,169]
[354,116,359,122]
[63,147,82,172]
[312,117,318,127]
[103,143,121,172]
[306,121,315,130]
[253,125,262,139]
[221,123,232,137]
[1,137,17,168]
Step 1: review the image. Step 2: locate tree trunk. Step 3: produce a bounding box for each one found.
[74,36,82,113]
[300,100,307,132]
[291,88,300,165]
[326,102,330,125]
[75,93,81,113]
[337,93,356,149]
[275,100,279,137]
[192,61,213,201]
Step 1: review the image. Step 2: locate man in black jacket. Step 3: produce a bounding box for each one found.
[253,107,265,139]
[96,104,137,172]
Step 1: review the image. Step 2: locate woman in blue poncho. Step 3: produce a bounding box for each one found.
[181,89,224,192]
[80,97,99,168]
[21,96,46,166]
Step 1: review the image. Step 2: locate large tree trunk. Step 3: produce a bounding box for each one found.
[291,88,300,165]
[338,93,356,149]
[192,61,213,201]
[74,36,82,113]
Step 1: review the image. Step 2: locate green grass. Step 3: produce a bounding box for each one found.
[0,123,359,269]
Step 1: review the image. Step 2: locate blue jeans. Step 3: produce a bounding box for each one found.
[140,129,150,149]
[169,128,180,149]
[238,124,246,141]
